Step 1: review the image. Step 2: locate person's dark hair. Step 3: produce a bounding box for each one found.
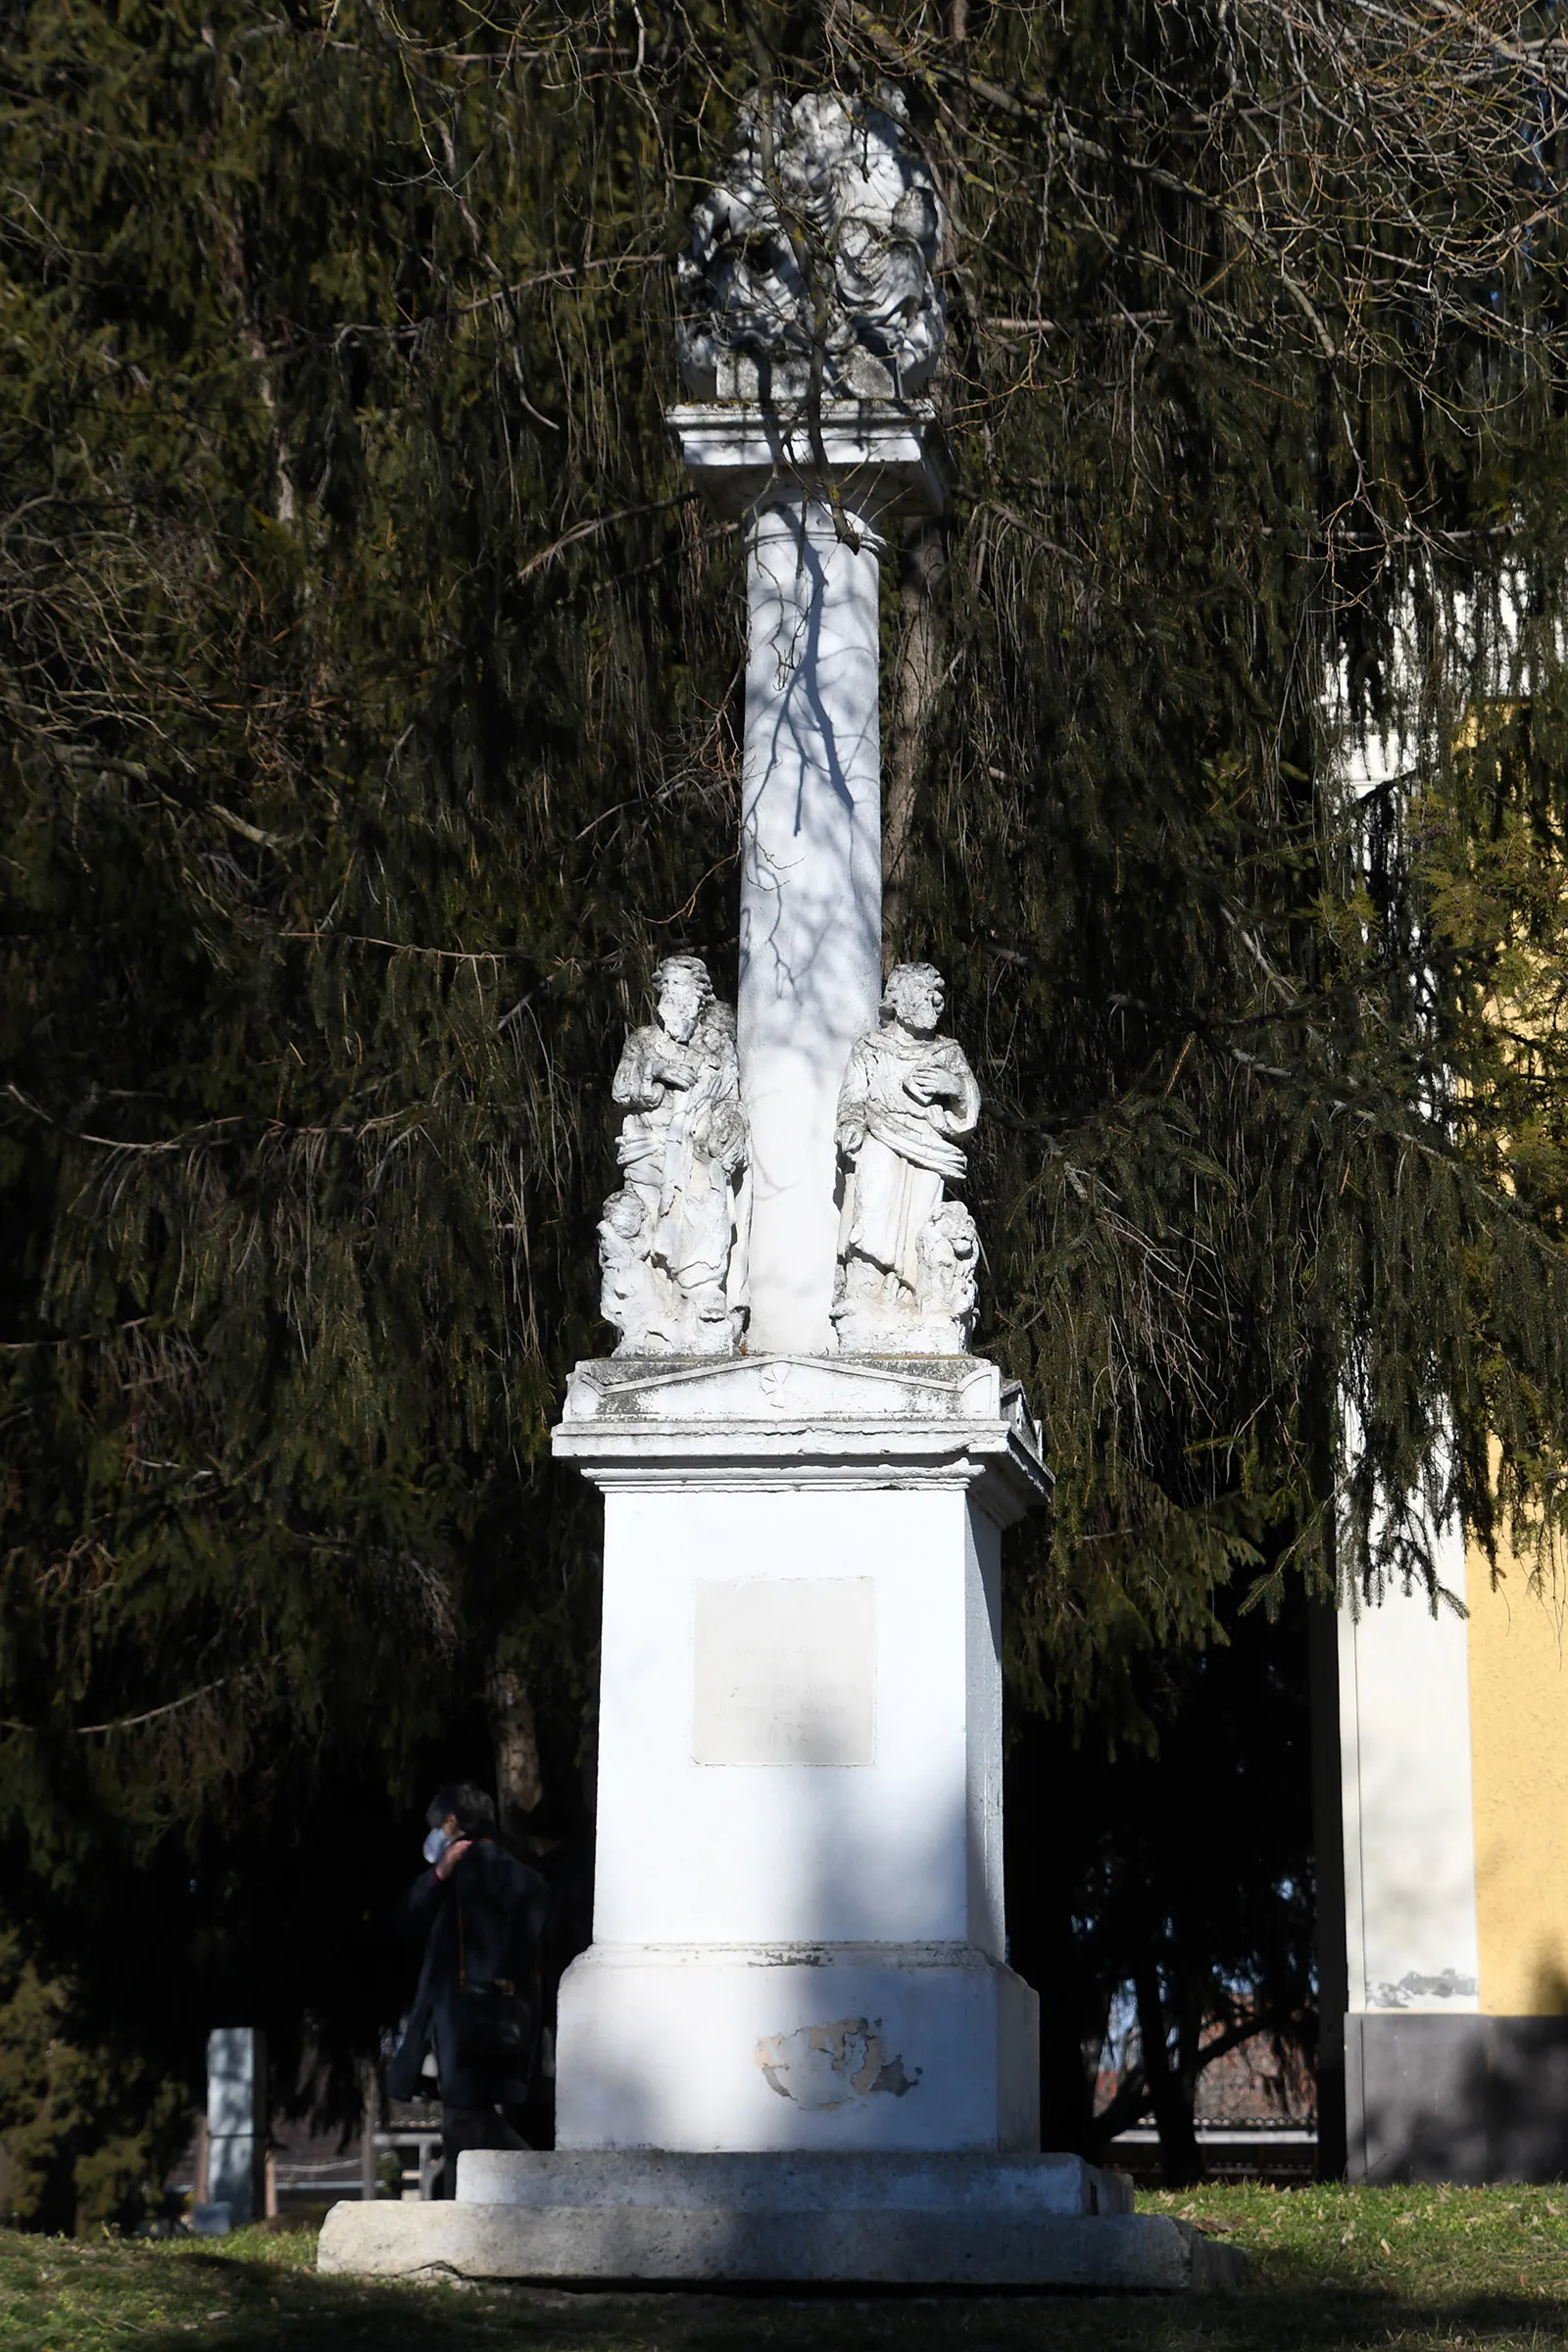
[425,1783,497,1838]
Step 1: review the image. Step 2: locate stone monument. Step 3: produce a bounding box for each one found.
[320,87,1242,2291]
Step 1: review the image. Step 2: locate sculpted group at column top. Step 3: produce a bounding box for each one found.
[675,87,945,404]
[597,956,981,1361]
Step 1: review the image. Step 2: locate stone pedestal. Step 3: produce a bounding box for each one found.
[551,1352,1047,2153]
[317,1357,1251,2294]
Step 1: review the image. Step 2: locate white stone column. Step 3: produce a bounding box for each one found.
[742,496,883,1349]
[668,405,945,1352]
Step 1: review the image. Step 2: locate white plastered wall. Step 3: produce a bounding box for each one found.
[1339,1514,1481,2015]
[1325,593,1496,2029]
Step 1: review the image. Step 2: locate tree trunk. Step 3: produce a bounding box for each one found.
[1133,1960,1202,2187]
[488,1665,543,1840]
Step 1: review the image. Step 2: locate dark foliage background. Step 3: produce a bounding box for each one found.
[4,0,1568,2217]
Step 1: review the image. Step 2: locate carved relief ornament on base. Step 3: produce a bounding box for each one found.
[599,956,750,1357]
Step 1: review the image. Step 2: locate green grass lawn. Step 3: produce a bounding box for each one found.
[5,2183,1568,2352]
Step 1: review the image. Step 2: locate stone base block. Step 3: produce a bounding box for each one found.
[555,1944,1039,2152]
[317,2151,1247,2289]
[460,2147,1131,2211]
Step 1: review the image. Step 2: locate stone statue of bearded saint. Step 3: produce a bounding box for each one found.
[832,962,982,1354]
[604,955,749,1354]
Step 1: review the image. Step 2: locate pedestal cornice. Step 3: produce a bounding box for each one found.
[553,1352,1050,1528]
[668,401,948,520]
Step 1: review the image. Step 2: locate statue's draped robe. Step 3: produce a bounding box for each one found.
[836,1028,979,1295]
[612,1020,742,1307]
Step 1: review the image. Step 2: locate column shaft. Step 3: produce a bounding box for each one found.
[740,496,883,1352]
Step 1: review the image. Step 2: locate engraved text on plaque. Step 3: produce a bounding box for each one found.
[692,1576,875,1766]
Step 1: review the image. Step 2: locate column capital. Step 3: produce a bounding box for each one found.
[667,400,948,522]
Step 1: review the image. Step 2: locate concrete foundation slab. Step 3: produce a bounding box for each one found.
[318,2201,1242,2289]
[316,2150,1248,2289]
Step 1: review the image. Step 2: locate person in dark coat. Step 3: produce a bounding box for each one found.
[385,1782,549,2196]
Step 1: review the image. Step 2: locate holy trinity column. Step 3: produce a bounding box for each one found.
[554,85,1049,2157]
[321,85,1234,2298]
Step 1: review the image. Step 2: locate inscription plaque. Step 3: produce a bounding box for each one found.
[692,1577,875,1766]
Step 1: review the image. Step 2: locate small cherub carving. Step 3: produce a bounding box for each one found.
[914,1200,981,1354]
[597,1188,669,1355]
[832,961,982,1353]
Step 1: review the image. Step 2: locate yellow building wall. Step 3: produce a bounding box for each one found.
[1467,1538,1568,2014]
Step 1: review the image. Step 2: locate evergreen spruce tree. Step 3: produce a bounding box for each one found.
[4,0,1568,2187]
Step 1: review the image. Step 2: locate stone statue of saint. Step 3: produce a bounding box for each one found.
[832,962,982,1353]
[601,955,749,1354]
